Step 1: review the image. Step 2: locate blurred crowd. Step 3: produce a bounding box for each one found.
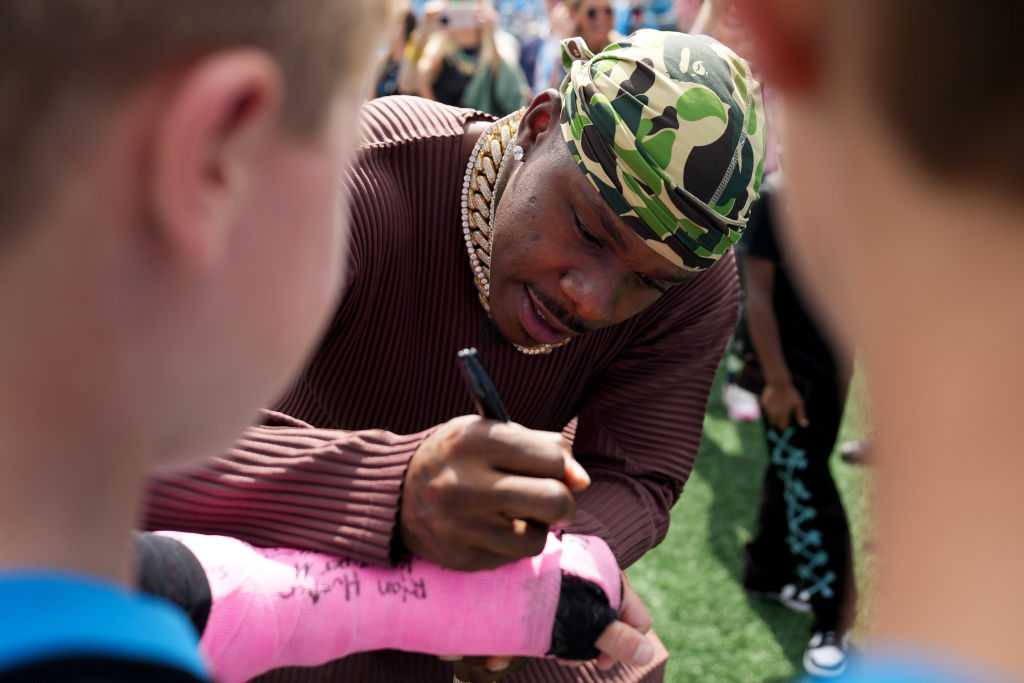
[372,0,754,117]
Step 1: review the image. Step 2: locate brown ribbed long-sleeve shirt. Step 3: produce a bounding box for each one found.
[143,96,739,683]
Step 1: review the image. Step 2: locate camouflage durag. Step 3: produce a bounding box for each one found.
[559,29,766,271]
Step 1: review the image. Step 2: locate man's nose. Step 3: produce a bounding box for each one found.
[561,266,625,322]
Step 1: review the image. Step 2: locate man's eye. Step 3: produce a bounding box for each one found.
[573,212,603,248]
[636,273,669,294]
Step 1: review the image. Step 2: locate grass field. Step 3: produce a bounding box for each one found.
[627,364,875,683]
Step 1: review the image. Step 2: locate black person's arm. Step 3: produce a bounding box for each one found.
[565,250,741,567]
[142,410,433,568]
[741,185,807,431]
[744,253,807,431]
[743,254,789,387]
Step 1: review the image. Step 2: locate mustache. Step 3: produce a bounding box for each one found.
[531,286,588,335]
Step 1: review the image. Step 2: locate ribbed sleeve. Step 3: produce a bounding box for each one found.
[144,416,430,566]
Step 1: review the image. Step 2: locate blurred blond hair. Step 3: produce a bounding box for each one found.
[0,0,395,233]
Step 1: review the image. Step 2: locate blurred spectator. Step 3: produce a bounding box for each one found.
[698,0,780,424]
[566,0,621,52]
[721,226,762,424]
[624,2,648,34]
[691,1,781,175]
[738,174,858,679]
[538,0,621,90]
[621,0,676,33]
[511,0,551,91]
[531,0,574,91]
[732,1,1024,679]
[518,33,543,92]
[373,2,419,98]
[415,0,531,116]
[521,0,573,92]
[673,0,704,32]
[690,0,751,57]
[689,1,779,172]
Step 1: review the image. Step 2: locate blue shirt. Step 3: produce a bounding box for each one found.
[0,570,207,679]
[801,648,1018,682]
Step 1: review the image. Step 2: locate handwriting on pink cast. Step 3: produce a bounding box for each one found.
[273,555,429,605]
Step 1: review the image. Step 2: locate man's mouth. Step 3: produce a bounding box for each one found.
[519,285,574,345]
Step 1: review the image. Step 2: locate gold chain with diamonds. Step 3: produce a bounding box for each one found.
[460,111,572,355]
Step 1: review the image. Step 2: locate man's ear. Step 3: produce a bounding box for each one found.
[517,89,562,151]
[733,0,826,93]
[150,50,283,271]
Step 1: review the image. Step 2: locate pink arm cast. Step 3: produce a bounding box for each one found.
[156,531,621,683]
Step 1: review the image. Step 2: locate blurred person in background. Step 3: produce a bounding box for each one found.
[694,0,782,424]
[687,1,776,173]
[533,0,574,91]
[690,0,753,63]
[416,0,531,116]
[734,0,1024,680]
[566,0,620,52]
[373,1,419,98]
[624,2,648,34]
[673,0,704,32]
[513,0,554,93]
[540,0,621,91]
[622,0,676,34]
[738,174,858,679]
[523,0,573,92]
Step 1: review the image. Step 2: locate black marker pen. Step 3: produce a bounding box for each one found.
[457,348,576,536]
[457,347,510,423]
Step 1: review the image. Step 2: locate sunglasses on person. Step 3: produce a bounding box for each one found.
[586,7,613,18]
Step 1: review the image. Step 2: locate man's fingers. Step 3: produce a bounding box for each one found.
[481,423,572,479]
[593,574,655,668]
[442,548,512,572]
[795,401,810,428]
[595,652,616,670]
[452,656,529,682]
[487,475,575,526]
[563,456,591,492]
[457,518,550,565]
[593,621,655,669]
[401,417,581,571]
[618,571,653,633]
[432,518,550,570]
[554,658,584,668]
[440,418,580,520]
[452,658,500,683]
[484,656,511,672]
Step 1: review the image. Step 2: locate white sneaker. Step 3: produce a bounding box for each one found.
[803,630,850,679]
[722,383,761,422]
[744,581,813,614]
[777,583,813,614]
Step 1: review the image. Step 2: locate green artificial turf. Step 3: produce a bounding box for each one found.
[626,363,875,682]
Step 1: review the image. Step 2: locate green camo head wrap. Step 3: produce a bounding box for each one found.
[559,29,766,272]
